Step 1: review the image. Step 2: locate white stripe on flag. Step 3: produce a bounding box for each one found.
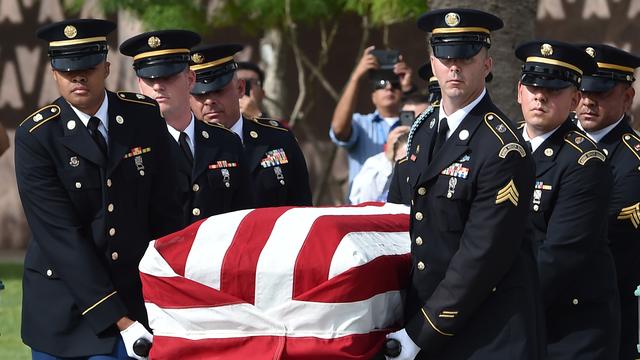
[185,209,253,289]
[139,240,179,277]
[329,231,410,279]
[146,291,403,340]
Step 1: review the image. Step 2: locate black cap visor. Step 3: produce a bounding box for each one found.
[433,43,484,59]
[580,75,623,93]
[135,62,188,79]
[191,72,234,95]
[520,73,574,90]
[51,52,106,72]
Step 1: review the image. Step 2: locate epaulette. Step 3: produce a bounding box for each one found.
[202,120,235,134]
[252,117,288,132]
[516,121,525,130]
[621,132,640,162]
[116,91,157,107]
[397,157,408,164]
[19,105,60,133]
[484,112,526,159]
[564,130,606,165]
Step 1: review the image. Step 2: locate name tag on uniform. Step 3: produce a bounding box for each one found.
[260,148,289,168]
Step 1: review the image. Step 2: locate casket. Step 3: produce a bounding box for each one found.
[139,202,411,359]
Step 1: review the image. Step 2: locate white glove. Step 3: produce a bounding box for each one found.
[120,321,153,360]
[385,328,421,360]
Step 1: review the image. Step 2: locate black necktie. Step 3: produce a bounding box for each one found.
[525,140,533,153]
[87,116,108,156]
[179,132,194,167]
[432,117,449,157]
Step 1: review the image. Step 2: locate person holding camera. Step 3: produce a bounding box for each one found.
[237,61,269,120]
[330,45,414,191]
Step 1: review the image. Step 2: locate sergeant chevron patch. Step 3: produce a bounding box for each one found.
[618,203,640,229]
[495,179,519,206]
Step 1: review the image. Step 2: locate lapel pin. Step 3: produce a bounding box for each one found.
[459,129,469,140]
[429,119,436,129]
[202,130,209,139]
[250,131,258,139]
[69,156,79,167]
[67,120,76,130]
[544,148,554,157]
[116,115,124,124]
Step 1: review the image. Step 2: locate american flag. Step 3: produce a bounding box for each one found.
[139,202,411,359]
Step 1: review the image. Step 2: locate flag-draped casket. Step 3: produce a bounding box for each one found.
[139,202,411,359]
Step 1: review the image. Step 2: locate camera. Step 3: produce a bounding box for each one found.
[371,49,399,70]
[399,110,415,127]
[244,79,252,96]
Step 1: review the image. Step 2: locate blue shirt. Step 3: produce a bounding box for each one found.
[329,111,398,186]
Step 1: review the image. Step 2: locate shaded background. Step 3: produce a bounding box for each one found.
[1,0,639,249]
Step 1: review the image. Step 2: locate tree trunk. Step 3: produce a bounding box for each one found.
[427,0,538,121]
[260,28,288,120]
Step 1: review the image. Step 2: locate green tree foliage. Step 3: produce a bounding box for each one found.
[68,0,425,35]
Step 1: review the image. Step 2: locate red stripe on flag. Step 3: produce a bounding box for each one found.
[154,219,205,277]
[150,335,285,360]
[294,254,411,303]
[150,331,393,360]
[293,214,409,299]
[141,272,243,308]
[220,207,293,304]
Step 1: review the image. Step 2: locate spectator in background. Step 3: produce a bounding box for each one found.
[349,128,409,204]
[0,121,9,156]
[330,45,414,189]
[237,61,269,119]
[401,92,431,119]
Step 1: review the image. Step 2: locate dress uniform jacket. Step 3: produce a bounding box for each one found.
[175,119,253,225]
[593,118,639,359]
[242,117,312,207]
[386,158,411,206]
[15,91,184,357]
[525,119,618,359]
[403,94,543,359]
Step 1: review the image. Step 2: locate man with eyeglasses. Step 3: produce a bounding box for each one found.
[330,46,414,193]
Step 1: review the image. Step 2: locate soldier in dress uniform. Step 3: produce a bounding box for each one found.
[516,40,619,359]
[119,30,253,225]
[574,43,640,359]
[15,19,184,359]
[188,44,312,207]
[385,9,541,360]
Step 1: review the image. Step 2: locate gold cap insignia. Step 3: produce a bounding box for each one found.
[540,43,553,57]
[191,53,204,64]
[585,47,595,58]
[148,36,161,48]
[64,25,77,39]
[444,12,460,27]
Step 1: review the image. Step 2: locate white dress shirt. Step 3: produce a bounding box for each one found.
[69,90,109,143]
[439,88,486,139]
[577,115,624,143]
[522,124,561,153]
[166,113,195,156]
[229,115,244,144]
